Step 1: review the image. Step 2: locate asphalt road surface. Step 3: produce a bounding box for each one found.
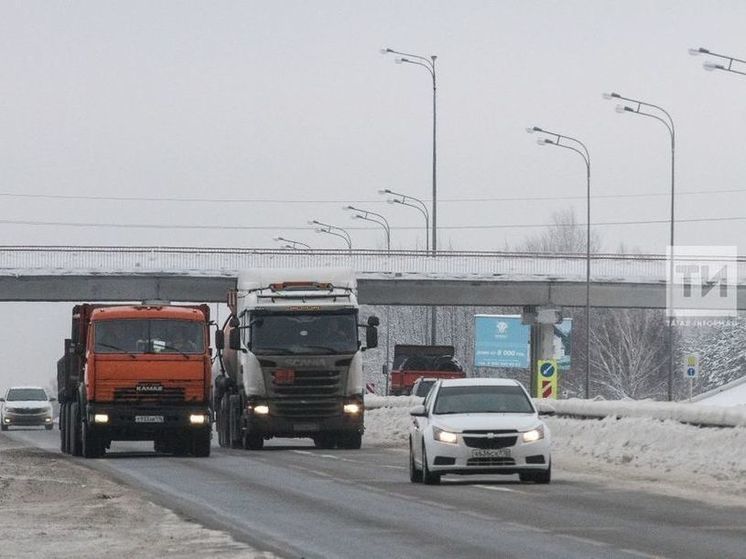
[6,428,745,559]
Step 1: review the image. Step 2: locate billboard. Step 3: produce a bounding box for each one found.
[554,318,572,372]
[474,315,530,368]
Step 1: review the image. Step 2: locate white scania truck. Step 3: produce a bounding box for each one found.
[213,269,379,450]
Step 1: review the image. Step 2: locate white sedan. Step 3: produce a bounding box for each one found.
[408,378,551,485]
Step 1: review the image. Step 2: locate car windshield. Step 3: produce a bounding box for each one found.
[413,380,436,397]
[7,388,48,401]
[94,319,205,354]
[433,385,534,414]
[251,311,358,355]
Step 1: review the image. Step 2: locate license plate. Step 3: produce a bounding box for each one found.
[293,423,319,432]
[135,415,164,423]
[471,448,511,458]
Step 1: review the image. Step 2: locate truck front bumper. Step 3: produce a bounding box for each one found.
[86,404,211,440]
[244,397,364,438]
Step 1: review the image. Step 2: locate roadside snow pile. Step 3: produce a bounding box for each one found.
[536,398,746,427]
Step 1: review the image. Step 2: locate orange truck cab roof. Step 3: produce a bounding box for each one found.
[91,306,207,322]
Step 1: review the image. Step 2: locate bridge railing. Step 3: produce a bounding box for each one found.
[1,245,742,281]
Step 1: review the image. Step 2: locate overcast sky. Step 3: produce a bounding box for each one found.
[3,1,746,389]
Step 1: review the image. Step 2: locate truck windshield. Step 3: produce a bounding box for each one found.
[251,311,358,355]
[6,388,48,401]
[94,319,205,354]
[433,385,534,415]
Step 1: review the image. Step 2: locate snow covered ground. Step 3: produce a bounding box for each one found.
[364,395,746,506]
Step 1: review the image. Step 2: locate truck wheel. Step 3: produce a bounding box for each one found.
[69,402,82,457]
[59,403,68,453]
[45,424,54,431]
[228,395,242,449]
[219,394,232,448]
[313,434,336,449]
[338,432,362,450]
[192,429,211,457]
[1,423,7,432]
[242,430,264,450]
[82,424,104,458]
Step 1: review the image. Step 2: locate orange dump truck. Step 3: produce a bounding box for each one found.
[57,303,213,458]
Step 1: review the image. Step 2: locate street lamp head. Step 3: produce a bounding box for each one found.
[703,61,724,71]
[394,57,405,64]
[386,198,396,204]
[602,92,621,100]
[342,205,354,211]
[380,48,392,55]
[615,104,634,113]
[377,188,392,195]
[526,126,543,134]
[537,138,554,146]
[689,47,710,55]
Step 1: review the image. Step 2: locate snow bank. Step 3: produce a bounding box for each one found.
[535,398,746,427]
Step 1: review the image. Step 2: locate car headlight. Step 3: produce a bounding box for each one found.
[433,426,459,444]
[252,404,270,415]
[522,425,545,443]
[189,414,207,424]
[94,414,109,424]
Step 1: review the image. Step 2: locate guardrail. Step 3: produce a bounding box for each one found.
[4,245,742,281]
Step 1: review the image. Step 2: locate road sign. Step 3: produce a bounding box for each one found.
[536,359,558,399]
[684,353,699,379]
[366,382,376,394]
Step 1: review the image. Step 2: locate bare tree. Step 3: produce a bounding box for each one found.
[518,208,602,254]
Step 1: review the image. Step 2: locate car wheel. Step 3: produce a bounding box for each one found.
[409,440,422,483]
[1,422,7,432]
[45,424,54,431]
[421,442,441,485]
[338,432,362,450]
[534,462,551,484]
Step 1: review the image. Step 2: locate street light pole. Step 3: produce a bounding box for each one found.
[343,205,390,251]
[527,126,592,400]
[603,92,676,401]
[689,47,746,76]
[381,48,438,255]
[382,48,439,345]
[379,188,429,251]
[309,220,352,253]
[272,236,311,250]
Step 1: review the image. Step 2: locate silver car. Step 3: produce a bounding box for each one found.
[1,386,55,430]
[409,378,551,485]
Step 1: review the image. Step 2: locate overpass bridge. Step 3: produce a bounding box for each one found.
[2,245,744,309]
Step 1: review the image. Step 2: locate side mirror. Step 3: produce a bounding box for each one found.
[0,397,5,402]
[229,328,241,351]
[409,405,427,417]
[367,315,380,327]
[229,316,240,328]
[215,330,225,350]
[49,397,57,403]
[366,326,378,349]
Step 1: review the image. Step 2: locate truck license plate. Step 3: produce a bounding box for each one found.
[135,415,164,423]
[293,423,319,432]
[471,448,511,458]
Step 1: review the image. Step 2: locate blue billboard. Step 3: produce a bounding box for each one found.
[474,315,530,368]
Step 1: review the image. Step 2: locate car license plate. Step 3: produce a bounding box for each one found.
[471,448,511,458]
[293,423,319,432]
[135,415,164,423]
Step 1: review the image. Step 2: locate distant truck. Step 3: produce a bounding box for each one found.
[57,303,213,458]
[213,269,379,450]
[388,345,466,395]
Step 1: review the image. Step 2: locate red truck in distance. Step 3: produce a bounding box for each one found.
[388,345,466,396]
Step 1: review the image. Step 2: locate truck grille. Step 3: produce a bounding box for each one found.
[463,436,517,449]
[113,387,185,404]
[272,399,340,419]
[271,369,342,397]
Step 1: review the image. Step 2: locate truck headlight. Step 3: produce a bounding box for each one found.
[433,427,458,444]
[522,425,545,443]
[253,404,270,415]
[343,403,361,414]
[189,414,207,424]
[93,414,109,424]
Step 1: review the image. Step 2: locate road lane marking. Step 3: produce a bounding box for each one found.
[556,533,609,548]
[619,549,668,559]
[473,484,518,493]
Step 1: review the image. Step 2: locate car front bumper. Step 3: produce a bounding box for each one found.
[426,436,551,475]
[2,411,53,427]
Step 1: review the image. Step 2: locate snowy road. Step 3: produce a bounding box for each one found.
[6,428,745,559]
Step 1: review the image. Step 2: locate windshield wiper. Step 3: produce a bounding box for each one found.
[160,344,190,359]
[97,343,136,358]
